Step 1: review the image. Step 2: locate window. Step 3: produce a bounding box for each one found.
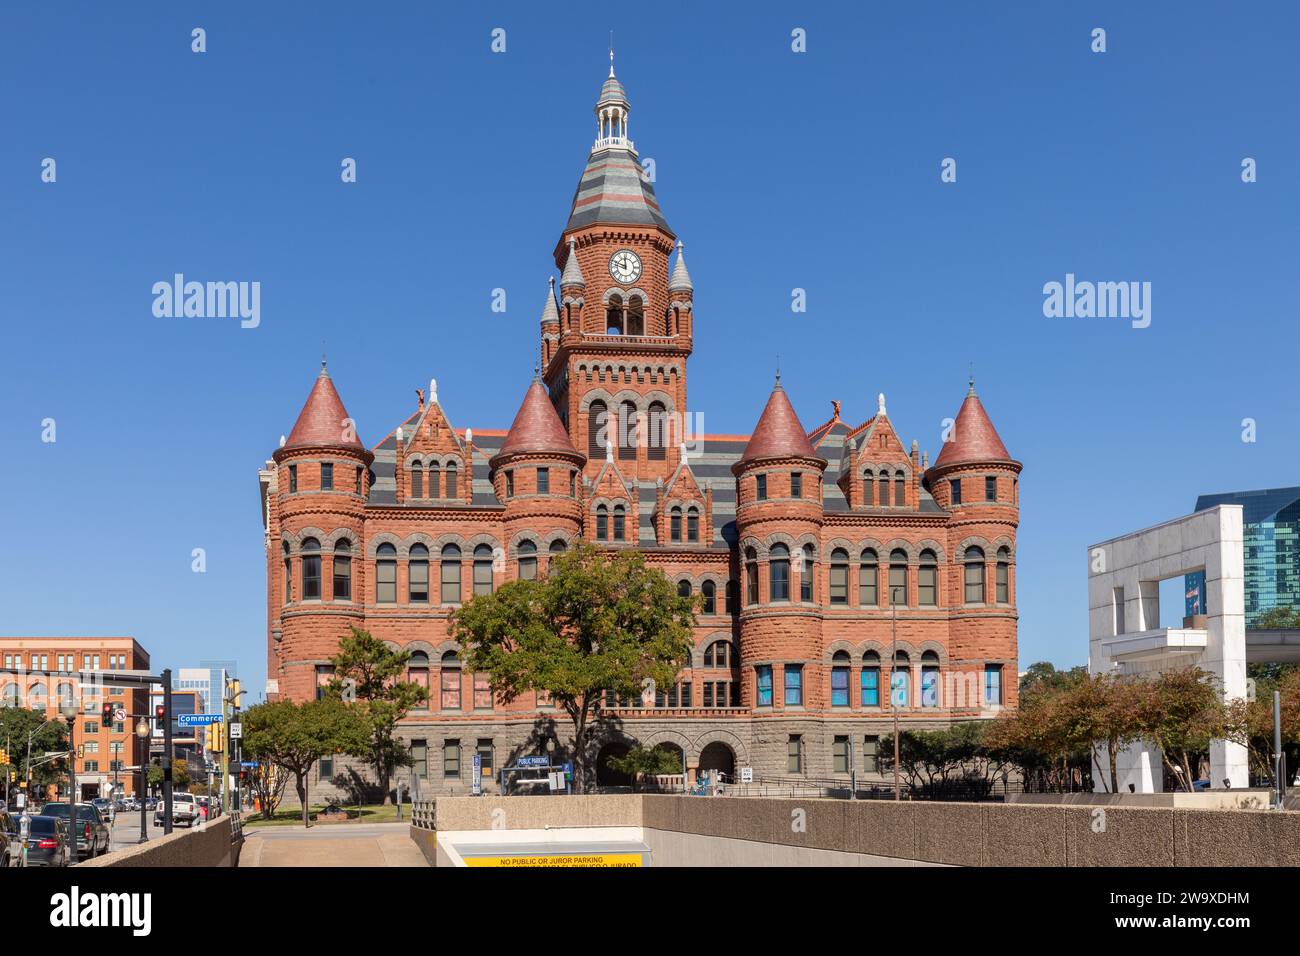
[476,739,494,777]
[408,652,430,710]
[985,476,997,501]
[787,735,803,774]
[800,545,814,602]
[301,538,322,600]
[618,401,638,460]
[505,470,514,498]
[863,470,874,505]
[755,474,767,501]
[588,401,608,459]
[83,721,99,734]
[473,672,493,710]
[701,580,716,614]
[411,461,423,498]
[596,505,608,540]
[918,550,938,607]
[406,544,429,602]
[613,505,626,541]
[726,580,738,614]
[745,548,759,605]
[769,543,790,602]
[964,546,986,604]
[831,651,850,707]
[783,664,803,706]
[891,653,910,707]
[376,543,397,603]
[833,736,849,774]
[440,652,461,710]
[537,467,549,495]
[984,665,1003,706]
[283,543,292,603]
[677,580,691,600]
[288,464,297,494]
[441,544,462,603]
[517,540,537,580]
[333,539,352,600]
[443,740,460,779]
[410,741,426,779]
[791,472,802,498]
[996,547,1010,603]
[950,478,961,505]
[647,401,667,461]
[922,651,940,708]
[315,665,334,701]
[894,470,906,506]
[756,665,773,706]
[429,463,442,499]
[864,735,881,774]
[473,544,494,596]
[355,466,363,494]
[859,549,878,606]
[889,549,908,606]
[569,471,577,497]
[321,461,333,491]
[704,641,731,668]
[830,549,848,605]
[670,507,682,542]
[878,472,890,506]
[686,508,701,544]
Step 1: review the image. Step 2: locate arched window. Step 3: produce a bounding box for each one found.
[283,542,292,603]
[670,507,682,542]
[440,544,462,604]
[891,651,911,707]
[518,540,537,580]
[647,401,667,461]
[878,472,890,507]
[702,640,738,707]
[409,544,430,603]
[1,683,19,708]
[863,470,874,506]
[439,651,461,710]
[921,650,940,708]
[57,682,75,712]
[618,401,638,460]
[627,295,644,336]
[444,462,457,499]
[606,294,624,335]
[918,549,938,607]
[596,504,609,541]
[829,548,849,605]
[859,548,878,606]
[800,545,815,602]
[677,580,692,599]
[429,462,441,499]
[613,504,626,541]
[473,544,494,596]
[376,543,397,603]
[996,547,1011,603]
[964,546,986,604]
[410,461,423,498]
[549,539,567,554]
[769,543,791,602]
[745,548,759,606]
[831,650,850,707]
[861,652,881,706]
[333,539,352,600]
[28,682,48,710]
[301,538,322,600]
[889,549,908,606]
[701,580,716,614]
[703,640,733,667]
[588,401,608,460]
[894,470,907,507]
[687,507,700,543]
[408,651,430,710]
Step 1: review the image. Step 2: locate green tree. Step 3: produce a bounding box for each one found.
[0,707,69,792]
[605,745,683,790]
[1256,606,1300,629]
[241,698,370,826]
[1019,661,1087,702]
[1136,667,1239,792]
[148,755,191,790]
[452,541,695,792]
[1069,673,1146,793]
[326,627,429,803]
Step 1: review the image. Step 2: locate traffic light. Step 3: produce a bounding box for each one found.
[0,749,8,766]
[154,704,164,721]
[205,722,223,754]
[101,702,114,724]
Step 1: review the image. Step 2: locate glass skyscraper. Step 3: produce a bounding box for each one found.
[1193,486,1300,627]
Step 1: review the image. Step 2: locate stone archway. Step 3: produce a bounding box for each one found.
[698,741,735,780]
[595,741,632,788]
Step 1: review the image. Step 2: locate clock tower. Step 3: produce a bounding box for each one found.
[541,55,695,487]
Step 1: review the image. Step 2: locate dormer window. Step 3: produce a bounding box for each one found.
[670,507,682,542]
[687,507,700,543]
[411,461,423,498]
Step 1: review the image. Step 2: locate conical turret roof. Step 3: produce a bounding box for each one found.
[931,381,1013,469]
[736,380,821,468]
[493,380,584,463]
[281,362,367,455]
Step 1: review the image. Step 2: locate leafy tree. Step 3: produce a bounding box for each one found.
[452,541,695,792]
[1233,668,1300,786]
[1136,667,1239,791]
[1256,606,1300,629]
[326,627,428,803]
[605,745,683,789]
[878,723,1013,798]
[1019,661,1087,702]
[0,707,69,791]
[246,760,289,819]
[241,699,370,826]
[148,755,191,790]
[1069,673,1146,793]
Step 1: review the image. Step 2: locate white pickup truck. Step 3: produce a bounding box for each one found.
[154,792,200,828]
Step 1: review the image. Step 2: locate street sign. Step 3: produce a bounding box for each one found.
[740,767,753,783]
[548,771,564,791]
[178,713,223,727]
[516,756,549,768]
[113,706,127,724]
[240,761,258,769]
[229,722,242,739]
[471,754,482,796]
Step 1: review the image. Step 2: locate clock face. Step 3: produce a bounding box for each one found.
[608,249,642,284]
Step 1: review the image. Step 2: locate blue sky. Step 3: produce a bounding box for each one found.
[2,2,1297,696]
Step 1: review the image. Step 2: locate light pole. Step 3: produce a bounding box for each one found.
[58,697,78,865]
[135,717,150,843]
[891,585,903,802]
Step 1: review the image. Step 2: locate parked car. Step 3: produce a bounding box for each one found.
[0,812,19,867]
[155,792,199,828]
[41,802,110,858]
[16,815,70,867]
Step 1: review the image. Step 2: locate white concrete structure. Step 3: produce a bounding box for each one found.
[1087,505,1248,792]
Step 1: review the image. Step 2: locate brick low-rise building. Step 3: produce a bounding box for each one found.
[259,60,1022,795]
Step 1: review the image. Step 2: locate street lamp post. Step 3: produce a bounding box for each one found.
[891,585,902,802]
[59,700,78,865]
[136,717,150,843]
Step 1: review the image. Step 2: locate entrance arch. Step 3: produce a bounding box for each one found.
[595,741,632,788]
[698,741,735,779]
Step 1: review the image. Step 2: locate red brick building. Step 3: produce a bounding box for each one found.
[259,62,1021,793]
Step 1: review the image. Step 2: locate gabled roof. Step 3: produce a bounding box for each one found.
[931,385,1013,469]
[282,363,367,455]
[492,381,583,463]
[736,382,823,468]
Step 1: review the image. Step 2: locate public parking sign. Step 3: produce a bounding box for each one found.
[178,713,223,727]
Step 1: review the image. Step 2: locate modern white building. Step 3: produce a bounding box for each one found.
[1087,504,1248,791]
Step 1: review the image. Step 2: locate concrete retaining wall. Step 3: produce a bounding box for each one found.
[80,817,241,868]
[1008,790,1272,810]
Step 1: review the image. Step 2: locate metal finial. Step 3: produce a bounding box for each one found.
[968,364,976,396]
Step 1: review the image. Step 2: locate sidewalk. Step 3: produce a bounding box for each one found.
[239,822,428,867]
